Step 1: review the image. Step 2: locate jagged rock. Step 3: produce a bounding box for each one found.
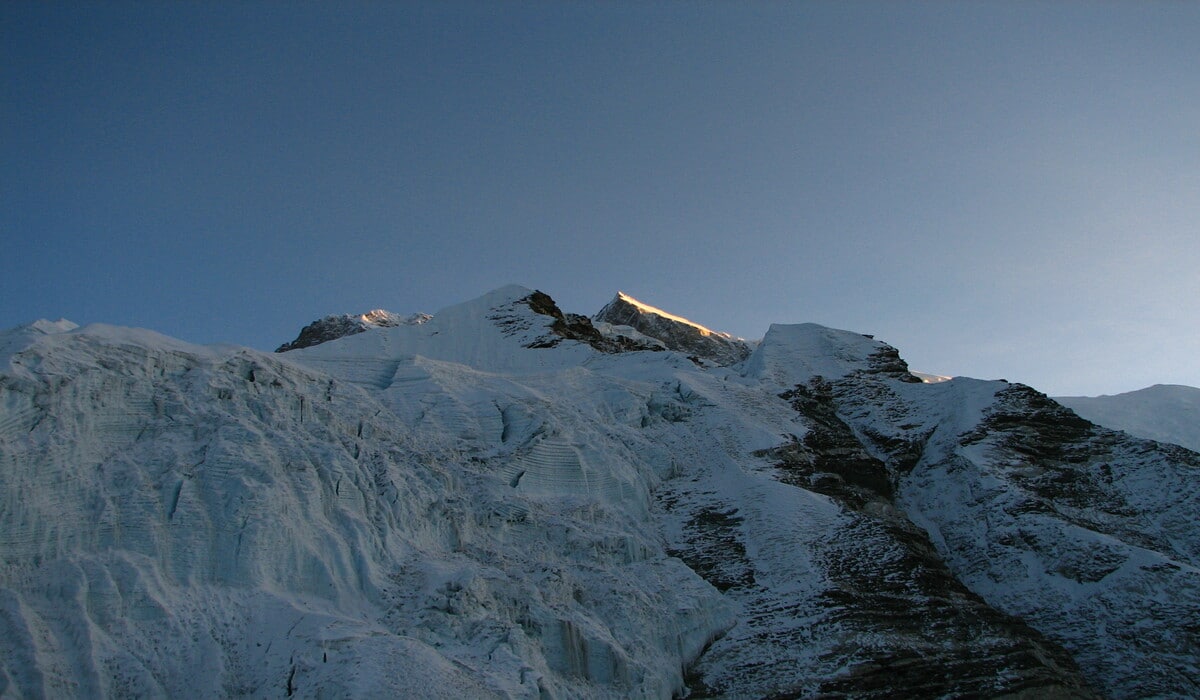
[820,373,1200,698]
[514,290,664,355]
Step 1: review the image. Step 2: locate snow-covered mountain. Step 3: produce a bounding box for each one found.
[1056,384,1200,453]
[1,286,1197,698]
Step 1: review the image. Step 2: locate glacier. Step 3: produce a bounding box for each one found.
[1,285,1197,698]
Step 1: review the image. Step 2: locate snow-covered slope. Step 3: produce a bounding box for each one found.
[0,309,727,698]
[1056,384,1200,453]
[2,286,1197,698]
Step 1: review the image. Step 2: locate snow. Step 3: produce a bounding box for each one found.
[289,284,596,377]
[594,292,751,365]
[590,321,668,352]
[613,292,733,340]
[741,322,893,389]
[910,370,952,383]
[0,319,78,366]
[2,286,1197,698]
[1056,384,1200,453]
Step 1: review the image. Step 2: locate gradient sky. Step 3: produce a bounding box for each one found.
[4,1,1198,396]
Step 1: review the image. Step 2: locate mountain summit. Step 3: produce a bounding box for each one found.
[593,291,751,365]
[1,286,1197,698]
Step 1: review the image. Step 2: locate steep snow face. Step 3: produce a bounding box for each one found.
[2,287,1197,698]
[276,309,432,352]
[593,292,750,366]
[1056,384,1200,453]
[0,311,732,699]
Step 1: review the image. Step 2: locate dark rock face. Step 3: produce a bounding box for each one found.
[663,505,756,594]
[865,345,924,382]
[519,290,664,353]
[963,384,1200,559]
[773,379,895,505]
[816,373,1200,698]
[593,293,750,365]
[11,289,1200,699]
[276,310,431,352]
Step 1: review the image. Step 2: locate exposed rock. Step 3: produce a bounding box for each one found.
[733,378,1099,700]
[276,309,431,352]
[823,376,1200,698]
[519,290,664,354]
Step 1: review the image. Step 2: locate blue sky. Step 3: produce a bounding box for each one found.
[3,1,1198,396]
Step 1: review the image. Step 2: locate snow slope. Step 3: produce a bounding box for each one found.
[1,286,1197,698]
[1056,384,1200,453]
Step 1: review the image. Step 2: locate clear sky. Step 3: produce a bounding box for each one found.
[4,1,1198,396]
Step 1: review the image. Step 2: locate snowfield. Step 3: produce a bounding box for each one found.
[1,286,1197,698]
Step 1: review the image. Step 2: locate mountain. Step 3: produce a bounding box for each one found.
[593,292,751,366]
[1,286,1197,699]
[1056,384,1200,453]
[275,309,432,352]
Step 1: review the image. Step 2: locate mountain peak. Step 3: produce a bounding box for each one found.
[744,322,922,388]
[613,292,726,339]
[595,291,750,365]
[276,309,431,352]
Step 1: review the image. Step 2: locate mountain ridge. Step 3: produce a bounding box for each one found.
[1056,383,1200,453]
